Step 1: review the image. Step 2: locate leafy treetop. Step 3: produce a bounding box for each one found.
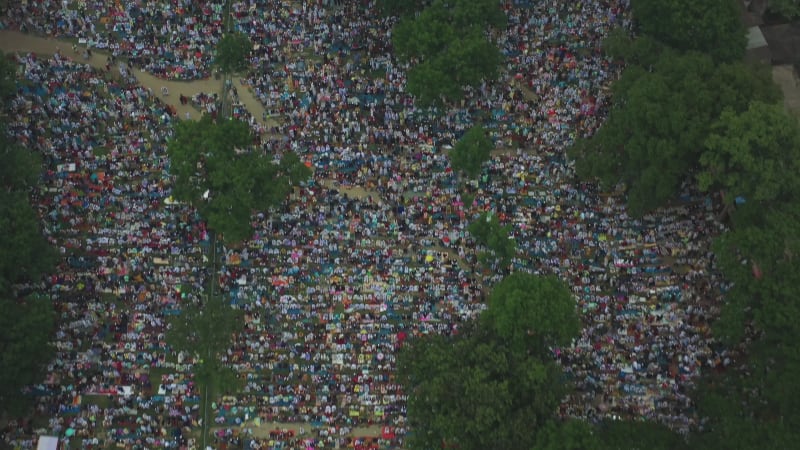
[631,0,746,62]
[392,0,506,106]
[215,32,252,74]
[481,272,581,355]
[398,274,580,450]
[448,125,493,178]
[569,49,779,215]
[167,116,311,243]
[468,211,516,265]
[0,294,55,415]
[699,101,800,206]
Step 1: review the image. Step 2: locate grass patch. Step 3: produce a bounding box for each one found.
[92,145,111,157]
[82,394,113,409]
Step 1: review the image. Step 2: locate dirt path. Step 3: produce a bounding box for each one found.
[773,65,800,116]
[0,30,270,123]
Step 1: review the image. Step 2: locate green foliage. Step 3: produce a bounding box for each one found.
[449,125,492,178]
[602,28,666,67]
[535,420,601,450]
[378,0,430,17]
[769,0,800,19]
[0,51,56,416]
[214,32,252,74]
[399,273,582,450]
[167,116,310,243]
[392,0,505,106]
[698,196,800,448]
[398,324,569,450]
[481,273,580,355]
[570,51,779,215]
[595,420,687,450]
[1,135,42,191]
[700,101,800,205]
[468,211,516,264]
[711,203,800,343]
[167,293,243,392]
[0,191,57,294]
[631,0,746,62]
[0,52,16,105]
[0,294,55,415]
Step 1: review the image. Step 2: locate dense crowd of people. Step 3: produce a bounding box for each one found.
[2,0,228,79]
[1,0,734,449]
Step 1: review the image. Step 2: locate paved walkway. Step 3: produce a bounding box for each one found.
[0,28,385,440]
[0,30,270,123]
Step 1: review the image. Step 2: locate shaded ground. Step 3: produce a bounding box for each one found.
[773,64,800,115]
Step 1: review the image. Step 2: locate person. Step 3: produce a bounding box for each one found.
[161,86,169,97]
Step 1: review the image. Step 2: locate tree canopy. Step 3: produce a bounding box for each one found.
[569,49,779,215]
[167,283,243,445]
[167,291,243,392]
[448,125,492,178]
[167,116,311,243]
[214,32,252,74]
[0,52,16,106]
[0,293,55,414]
[392,0,506,106]
[378,0,430,17]
[398,274,580,450]
[0,52,57,415]
[0,191,57,294]
[482,273,581,355]
[768,0,800,19]
[467,211,516,265]
[631,0,746,62]
[699,101,800,205]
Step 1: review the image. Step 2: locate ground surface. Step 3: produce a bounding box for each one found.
[773,64,800,114]
[0,30,270,123]
[0,29,385,441]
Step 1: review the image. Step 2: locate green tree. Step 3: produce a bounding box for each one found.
[167,115,310,244]
[392,0,506,106]
[468,211,516,265]
[535,420,601,450]
[0,191,57,294]
[696,200,800,449]
[449,125,492,178]
[0,294,55,415]
[631,0,746,62]
[399,324,571,450]
[595,420,687,450]
[768,0,800,19]
[0,51,16,106]
[0,51,56,416]
[214,32,252,74]
[699,101,800,205]
[378,0,430,17]
[570,51,779,215]
[711,202,800,344]
[481,273,580,355]
[167,287,243,446]
[1,135,41,192]
[602,28,666,67]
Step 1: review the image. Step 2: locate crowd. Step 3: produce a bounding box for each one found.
[1,0,733,449]
[2,0,228,80]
